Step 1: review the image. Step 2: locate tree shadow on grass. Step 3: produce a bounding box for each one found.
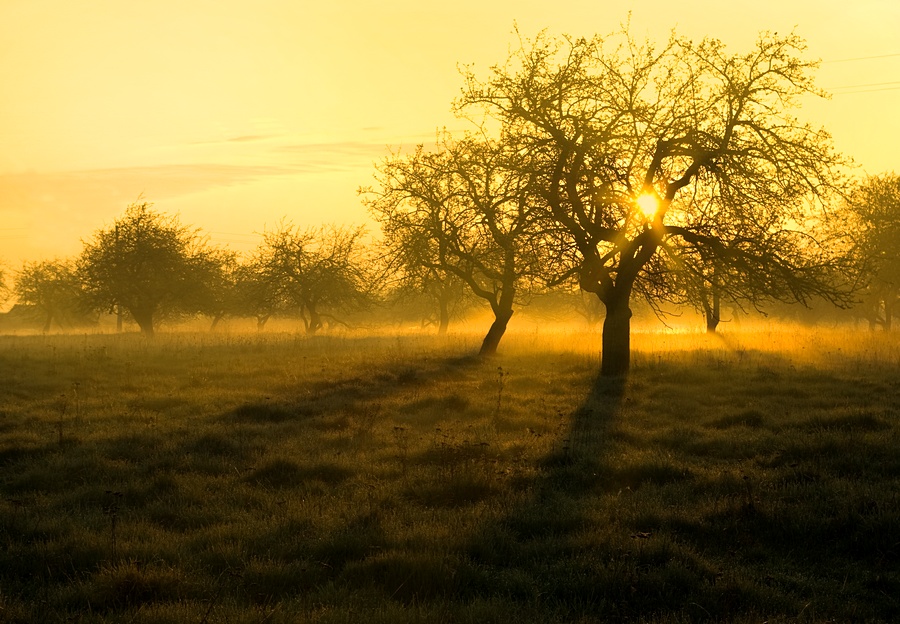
[6,343,899,621]
[223,354,482,425]
[457,353,900,622]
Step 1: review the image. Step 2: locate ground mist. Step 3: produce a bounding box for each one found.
[0,326,897,623]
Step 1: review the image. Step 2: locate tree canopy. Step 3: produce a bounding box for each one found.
[78,201,222,336]
[449,28,851,373]
[249,223,372,335]
[365,133,545,354]
[845,173,900,329]
[14,259,86,332]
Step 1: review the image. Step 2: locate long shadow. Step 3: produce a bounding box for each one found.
[222,353,482,426]
[453,346,900,622]
[461,372,630,611]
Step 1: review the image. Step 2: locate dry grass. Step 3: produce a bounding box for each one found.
[0,324,898,622]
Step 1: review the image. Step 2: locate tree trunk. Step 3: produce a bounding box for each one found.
[132,308,155,337]
[704,289,721,333]
[116,306,124,333]
[479,308,513,356]
[600,297,631,377]
[306,307,322,336]
[209,314,223,331]
[42,312,53,334]
[257,314,270,331]
[885,297,894,331]
[437,295,450,336]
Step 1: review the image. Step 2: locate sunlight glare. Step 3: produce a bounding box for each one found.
[636,192,660,219]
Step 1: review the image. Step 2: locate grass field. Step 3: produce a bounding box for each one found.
[0,326,898,623]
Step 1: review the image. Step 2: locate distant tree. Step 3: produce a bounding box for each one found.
[383,269,473,334]
[457,29,852,374]
[78,200,217,336]
[375,231,475,335]
[233,258,286,331]
[253,223,371,335]
[365,133,544,355]
[844,173,900,330]
[0,262,9,308]
[14,259,86,332]
[192,247,241,330]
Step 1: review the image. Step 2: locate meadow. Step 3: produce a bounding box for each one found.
[0,325,898,623]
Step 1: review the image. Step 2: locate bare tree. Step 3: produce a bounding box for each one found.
[365,133,544,355]
[381,264,472,335]
[193,247,241,331]
[844,173,900,330]
[458,29,851,374]
[233,258,287,331]
[0,262,9,309]
[252,223,371,335]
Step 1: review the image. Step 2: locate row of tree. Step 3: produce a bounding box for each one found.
[0,202,383,337]
[363,28,900,375]
[1,29,899,377]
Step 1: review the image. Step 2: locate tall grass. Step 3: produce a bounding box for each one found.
[0,325,897,622]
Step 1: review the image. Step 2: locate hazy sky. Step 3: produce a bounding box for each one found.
[1,0,898,268]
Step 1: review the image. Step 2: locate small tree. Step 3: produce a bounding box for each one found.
[78,200,215,336]
[14,259,86,332]
[375,234,474,335]
[253,223,371,335]
[233,258,287,331]
[192,247,241,330]
[365,133,544,355]
[0,262,9,309]
[845,173,900,330]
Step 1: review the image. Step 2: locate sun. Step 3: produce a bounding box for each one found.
[635,192,660,219]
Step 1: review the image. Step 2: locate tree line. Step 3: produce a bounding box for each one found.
[1,28,899,376]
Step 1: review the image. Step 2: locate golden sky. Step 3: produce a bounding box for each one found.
[1,0,898,268]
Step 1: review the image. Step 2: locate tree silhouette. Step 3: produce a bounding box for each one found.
[845,173,900,330]
[233,258,287,331]
[78,201,218,336]
[0,263,9,309]
[457,29,851,374]
[251,223,371,335]
[14,259,86,332]
[192,247,240,330]
[365,133,544,355]
[382,264,472,335]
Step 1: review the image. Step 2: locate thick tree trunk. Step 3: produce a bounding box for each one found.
[132,308,155,337]
[437,296,450,336]
[479,308,513,356]
[600,297,631,377]
[306,307,322,336]
[116,306,124,333]
[256,314,270,331]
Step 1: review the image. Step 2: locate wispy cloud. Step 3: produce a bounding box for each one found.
[0,163,295,207]
[0,163,304,263]
[274,140,390,170]
[227,134,280,143]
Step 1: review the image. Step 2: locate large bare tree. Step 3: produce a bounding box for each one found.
[458,29,851,374]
